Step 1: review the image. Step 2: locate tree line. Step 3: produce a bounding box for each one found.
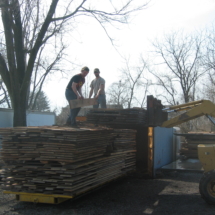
[104,29,215,132]
[107,30,215,109]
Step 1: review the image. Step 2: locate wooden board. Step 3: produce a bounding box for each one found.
[69,98,97,109]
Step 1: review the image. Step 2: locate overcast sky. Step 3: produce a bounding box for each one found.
[43,0,215,111]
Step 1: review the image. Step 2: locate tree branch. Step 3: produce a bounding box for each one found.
[51,0,87,22]
[22,0,59,95]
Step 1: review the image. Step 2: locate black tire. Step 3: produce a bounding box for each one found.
[199,170,215,205]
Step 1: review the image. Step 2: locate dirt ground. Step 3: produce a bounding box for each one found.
[1,171,215,215]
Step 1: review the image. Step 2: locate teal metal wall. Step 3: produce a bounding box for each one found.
[153,127,174,177]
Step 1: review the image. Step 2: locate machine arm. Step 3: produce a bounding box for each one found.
[161,100,215,128]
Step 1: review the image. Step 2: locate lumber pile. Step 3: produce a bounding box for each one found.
[112,129,136,172]
[0,126,136,196]
[0,126,112,163]
[176,133,215,159]
[86,108,146,127]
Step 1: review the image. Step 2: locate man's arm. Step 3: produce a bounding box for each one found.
[78,86,84,98]
[72,82,82,99]
[89,80,94,98]
[95,83,105,98]
[89,88,93,98]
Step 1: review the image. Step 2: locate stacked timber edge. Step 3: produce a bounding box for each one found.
[86,108,147,128]
[86,95,168,128]
[176,133,215,159]
[86,108,150,173]
[0,126,136,197]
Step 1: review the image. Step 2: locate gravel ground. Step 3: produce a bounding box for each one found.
[1,171,215,215]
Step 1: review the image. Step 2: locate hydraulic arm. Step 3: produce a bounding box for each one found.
[161,100,215,128]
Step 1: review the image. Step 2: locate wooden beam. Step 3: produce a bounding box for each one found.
[69,98,97,109]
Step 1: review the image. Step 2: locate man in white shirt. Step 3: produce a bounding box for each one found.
[89,68,107,108]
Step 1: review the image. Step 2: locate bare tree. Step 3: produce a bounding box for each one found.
[204,81,215,104]
[55,105,70,125]
[0,0,149,126]
[107,80,129,107]
[0,79,11,108]
[135,78,151,108]
[148,69,179,105]
[151,31,205,105]
[204,27,215,72]
[120,57,148,108]
[203,27,215,103]
[0,42,65,110]
[27,42,66,110]
[28,90,50,112]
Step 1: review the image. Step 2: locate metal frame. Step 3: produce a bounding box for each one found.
[3,172,133,204]
[3,191,73,204]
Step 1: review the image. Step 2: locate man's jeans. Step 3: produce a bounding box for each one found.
[93,94,107,109]
[65,89,81,125]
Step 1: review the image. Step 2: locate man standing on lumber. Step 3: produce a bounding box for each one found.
[65,66,89,127]
[89,68,107,108]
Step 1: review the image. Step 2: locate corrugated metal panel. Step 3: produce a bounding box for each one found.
[26,112,55,126]
[0,110,56,128]
[153,127,174,177]
[0,109,13,127]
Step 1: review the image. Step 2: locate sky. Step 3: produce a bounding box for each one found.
[43,0,215,111]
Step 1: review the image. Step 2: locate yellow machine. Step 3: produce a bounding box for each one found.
[161,99,215,204]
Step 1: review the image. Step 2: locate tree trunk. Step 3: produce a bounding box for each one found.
[13,101,27,126]
[12,88,27,127]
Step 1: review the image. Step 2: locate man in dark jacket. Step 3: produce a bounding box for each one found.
[65,66,89,127]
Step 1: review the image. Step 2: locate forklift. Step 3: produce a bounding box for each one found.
[148,97,215,205]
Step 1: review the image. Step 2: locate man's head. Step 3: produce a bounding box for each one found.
[94,68,100,78]
[81,66,89,77]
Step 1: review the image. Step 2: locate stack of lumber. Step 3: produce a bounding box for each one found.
[113,129,136,152]
[86,108,146,127]
[112,129,137,172]
[0,126,112,163]
[176,133,215,158]
[0,126,136,196]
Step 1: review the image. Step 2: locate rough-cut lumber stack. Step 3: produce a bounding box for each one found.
[177,133,215,158]
[0,126,112,163]
[113,129,136,151]
[112,129,136,172]
[0,126,136,196]
[86,108,146,127]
